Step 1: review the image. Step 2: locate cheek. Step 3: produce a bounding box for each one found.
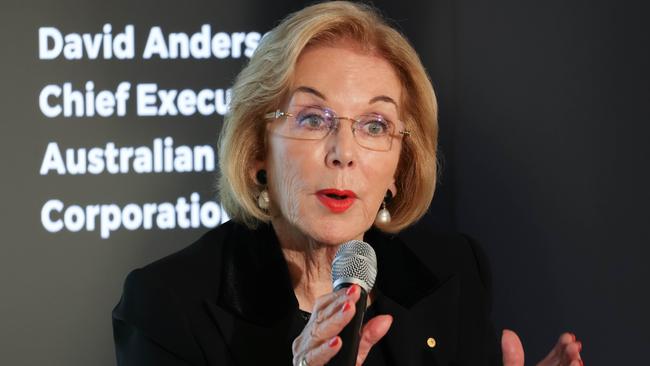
[362,153,399,193]
[275,162,302,222]
[356,152,400,219]
[267,141,316,223]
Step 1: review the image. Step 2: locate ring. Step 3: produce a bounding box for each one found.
[299,356,309,366]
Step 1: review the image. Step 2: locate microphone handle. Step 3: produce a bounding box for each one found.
[327,284,368,366]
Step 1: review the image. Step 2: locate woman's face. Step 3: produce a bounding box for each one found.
[264,40,404,245]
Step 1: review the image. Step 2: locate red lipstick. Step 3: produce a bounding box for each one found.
[316,189,357,213]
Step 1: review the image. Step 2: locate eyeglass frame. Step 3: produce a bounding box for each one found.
[263,108,411,152]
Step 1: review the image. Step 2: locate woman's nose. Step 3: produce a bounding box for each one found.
[325,120,357,168]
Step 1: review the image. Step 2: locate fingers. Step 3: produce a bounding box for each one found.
[538,332,583,366]
[308,286,360,344]
[292,285,362,366]
[316,285,361,326]
[301,336,342,366]
[312,286,351,316]
[501,329,525,366]
[542,333,572,362]
[559,334,582,366]
[356,315,393,365]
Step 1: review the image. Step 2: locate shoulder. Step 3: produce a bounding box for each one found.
[114,220,264,325]
[394,224,493,291]
[114,221,234,314]
[393,224,501,364]
[112,221,256,363]
[118,220,255,303]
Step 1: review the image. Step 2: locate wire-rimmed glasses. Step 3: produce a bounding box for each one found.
[264,105,410,152]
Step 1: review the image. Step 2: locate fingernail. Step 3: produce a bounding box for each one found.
[328,337,339,348]
[341,301,351,313]
[346,285,356,296]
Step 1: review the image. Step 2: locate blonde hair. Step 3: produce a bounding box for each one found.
[218,1,438,232]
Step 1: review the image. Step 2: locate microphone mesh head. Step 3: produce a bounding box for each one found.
[331,240,377,293]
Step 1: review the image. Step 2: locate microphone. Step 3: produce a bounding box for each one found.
[328,240,378,366]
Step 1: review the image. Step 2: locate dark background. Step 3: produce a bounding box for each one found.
[0,0,648,364]
[422,1,650,363]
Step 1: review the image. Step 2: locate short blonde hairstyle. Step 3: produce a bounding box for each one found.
[218,1,438,233]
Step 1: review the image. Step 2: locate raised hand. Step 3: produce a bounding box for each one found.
[536,332,583,366]
[291,285,392,366]
[502,329,583,366]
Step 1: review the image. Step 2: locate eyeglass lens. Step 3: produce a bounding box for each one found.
[273,106,395,151]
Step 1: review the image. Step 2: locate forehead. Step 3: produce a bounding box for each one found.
[290,41,402,109]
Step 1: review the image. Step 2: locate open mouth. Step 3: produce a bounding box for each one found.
[318,189,357,200]
[325,193,349,200]
[316,189,357,213]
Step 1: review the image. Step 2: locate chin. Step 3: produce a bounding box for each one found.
[302,215,368,246]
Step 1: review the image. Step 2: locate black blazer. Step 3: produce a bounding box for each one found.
[112,221,501,365]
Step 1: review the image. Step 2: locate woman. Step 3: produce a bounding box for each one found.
[113,2,583,365]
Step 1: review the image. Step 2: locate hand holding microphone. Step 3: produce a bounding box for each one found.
[291,241,393,366]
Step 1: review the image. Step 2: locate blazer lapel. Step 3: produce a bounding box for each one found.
[202,223,300,365]
[366,228,461,366]
[204,300,301,365]
[375,275,460,366]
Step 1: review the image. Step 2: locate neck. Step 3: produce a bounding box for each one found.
[271,219,341,311]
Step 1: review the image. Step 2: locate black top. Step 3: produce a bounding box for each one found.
[112,220,501,365]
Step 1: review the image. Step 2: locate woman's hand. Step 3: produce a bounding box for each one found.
[502,329,584,366]
[292,284,393,366]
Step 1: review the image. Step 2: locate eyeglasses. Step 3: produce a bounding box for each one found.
[264,105,410,152]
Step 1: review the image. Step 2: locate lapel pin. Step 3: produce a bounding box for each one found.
[426,337,436,348]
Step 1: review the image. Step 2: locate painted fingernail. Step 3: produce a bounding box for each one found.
[328,337,339,348]
[341,301,351,313]
[346,285,356,296]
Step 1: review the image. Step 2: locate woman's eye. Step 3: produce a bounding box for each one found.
[362,119,389,136]
[297,113,327,129]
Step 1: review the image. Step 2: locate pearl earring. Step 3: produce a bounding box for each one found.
[375,190,393,226]
[258,190,270,210]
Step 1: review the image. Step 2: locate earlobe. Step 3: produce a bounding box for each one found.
[388,181,397,199]
[375,191,392,226]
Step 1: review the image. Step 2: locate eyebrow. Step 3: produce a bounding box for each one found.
[293,86,327,100]
[292,86,398,108]
[369,95,398,108]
